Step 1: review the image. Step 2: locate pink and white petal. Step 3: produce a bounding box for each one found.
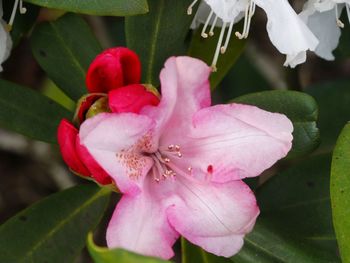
[167,177,259,242]
[79,113,155,195]
[188,234,245,258]
[107,178,179,259]
[141,56,211,146]
[181,103,293,182]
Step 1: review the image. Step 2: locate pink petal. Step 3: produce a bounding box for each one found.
[166,177,259,257]
[57,119,90,177]
[107,178,179,259]
[141,56,211,144]
[79,113,155,195]
[181,103,293,182]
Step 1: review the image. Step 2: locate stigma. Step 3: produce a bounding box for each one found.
[7,0,27,32]
[187,0,256,71]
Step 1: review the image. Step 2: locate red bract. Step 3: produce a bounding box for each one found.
[109,84,160,114]
[86,47,141,93]
[57,119,112,185]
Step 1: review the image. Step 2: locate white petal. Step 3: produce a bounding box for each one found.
[204,0,248,23]
[0,20,12,72]
[300,3,341,60]
[254,0,319,68]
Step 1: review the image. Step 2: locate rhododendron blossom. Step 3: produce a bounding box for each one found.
[78,56,293,259]
[300,0,350,60]
[188,0,319,69]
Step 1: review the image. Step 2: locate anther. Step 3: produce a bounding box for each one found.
[187,0,199,15]
[221,21,234,54]
[164,157,170,163]
[211,22,227,71]
[209,15,218,36]
[168,145,174,150]
[175,145,180,151]
[177,153,182,158]
[188,166,193,174]
[335,4,345,28]
[201,10,214,38]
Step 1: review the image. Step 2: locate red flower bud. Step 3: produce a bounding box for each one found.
[57,119,90,177]
[108,84,160,114]
[74,93,106,124]
[86,47,141,93]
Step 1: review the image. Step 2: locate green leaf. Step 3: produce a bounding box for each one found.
[218,54,271,101]
[331,123,350,262]
[31,13,102,101]
[188,26,246,89]
[0,79,72,143]
[87,233,169,263]
[233,154,340,263]
[306,80,350,151]
[125,0,193,86]
[24,0,148,16]
[233,90,320,158]
[0,184,111,263]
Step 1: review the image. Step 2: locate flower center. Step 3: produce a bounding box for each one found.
[334,3,350,28]
[7,0,27,31]
[187,0,256,71]
[150,144,192,183]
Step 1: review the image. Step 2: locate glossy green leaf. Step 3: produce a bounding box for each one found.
[31,13,102,101]
[188,26,246,89]
[218,54,271,101]
[0,184,111,263]
[233,90,320,158]
[125,0,193,86]
[0,79,72,143]
[234,154,339,263]
[87,233,169,263]
[306,80,350,151]
[24,0,148,16]
[331,124,350,262]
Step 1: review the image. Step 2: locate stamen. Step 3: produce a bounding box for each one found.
[19,0,27,14]
[221,21,234,54]
[209,15,218,36]
[187,0,199,15]
[188,166,193,174]
[201,10,214,38]
[235,0,256,39]
[335,5,344,28]
[211,22,227,72]
[7,0,27,31]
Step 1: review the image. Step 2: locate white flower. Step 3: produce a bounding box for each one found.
[0,0,27,72]
[300,0,350,60]
[188,0,319,70]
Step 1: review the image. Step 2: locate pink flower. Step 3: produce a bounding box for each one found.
[79,56,293,259]
[57,47,159,185]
